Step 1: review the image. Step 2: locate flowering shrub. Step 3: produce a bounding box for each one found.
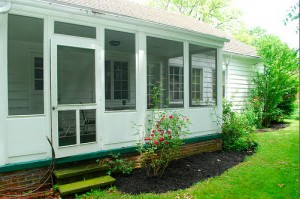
[137,111,190,177]
[96,153,134,176]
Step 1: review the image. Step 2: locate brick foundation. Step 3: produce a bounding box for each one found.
[0,138,222,193]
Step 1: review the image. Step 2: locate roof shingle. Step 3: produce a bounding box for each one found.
[42,0,258,58]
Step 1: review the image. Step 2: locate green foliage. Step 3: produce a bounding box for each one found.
[250,35,299,127]
[75,118,300,199]
[233,26,267,47]
[148,0,243,33]
[284,2,299,32]
[137,85,190,177]
[53,184,59,191]
[97,153,134,176]
[222,100,258,151]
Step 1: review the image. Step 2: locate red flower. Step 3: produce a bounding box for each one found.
[158,129,162,132]
[167,129,171,134]
[154,140,159,146]
[144,137,150,141]
[169,115,173,119]
[150,133,154,137]
[165,141,169,145]
[151,129,155,133]
[159,137,164,142]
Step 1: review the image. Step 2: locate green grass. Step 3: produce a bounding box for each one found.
[76,118,299,199]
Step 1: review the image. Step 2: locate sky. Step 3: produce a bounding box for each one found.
[130,0,299,49]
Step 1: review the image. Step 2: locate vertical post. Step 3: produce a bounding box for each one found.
[0,13,8,165]
[183,42,189,110]
[136,31,147,138]
[217,47,223,132]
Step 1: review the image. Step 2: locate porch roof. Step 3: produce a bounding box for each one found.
[40,0,228,41]
[224,37,259,58]
[39,0,257,58]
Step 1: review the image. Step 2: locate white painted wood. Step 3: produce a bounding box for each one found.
[0,1,229,166]
[223,54,261,111]
[50,37,100,158]
[183,42,189,109]
[0,13,8,165]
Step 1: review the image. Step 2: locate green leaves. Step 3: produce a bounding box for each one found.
[250,35,299,127]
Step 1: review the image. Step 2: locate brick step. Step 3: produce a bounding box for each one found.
[53,164,108,180]
[58,175,116,196]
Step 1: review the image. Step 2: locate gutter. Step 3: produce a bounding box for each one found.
[0,1,11,13]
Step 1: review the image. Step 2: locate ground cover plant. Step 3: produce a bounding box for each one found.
[222,100,258,151]
[76,117,299,199]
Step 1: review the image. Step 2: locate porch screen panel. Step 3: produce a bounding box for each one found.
[147,37,184,109]
[57,46,95,105]
[54,21,96,39]
[105,29,136,111]
[58,110,76,146]
[7,14,44,115]
[189,44,217,106]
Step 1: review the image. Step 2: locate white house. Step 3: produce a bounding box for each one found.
[223,37,261,111]
[0,0,229,172]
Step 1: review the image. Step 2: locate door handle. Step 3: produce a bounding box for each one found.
[52,106,57,110]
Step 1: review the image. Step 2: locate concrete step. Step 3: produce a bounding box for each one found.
[53,164,108,180]
[58,175,116,196]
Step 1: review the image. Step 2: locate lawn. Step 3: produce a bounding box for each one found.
[76,118,299,199]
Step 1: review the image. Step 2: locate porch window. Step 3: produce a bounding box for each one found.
[169,66,184,102]
[105,30,136,111]
[147,37,184,109]
[7,14,44,115]
[189,44,217,106]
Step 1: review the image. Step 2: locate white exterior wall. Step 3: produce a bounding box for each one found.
[0,1,225,167]
[223,53,261,111]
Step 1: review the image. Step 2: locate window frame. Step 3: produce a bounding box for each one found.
[168,65,184,104]
[189,46,217,107]
[105,59,131,101]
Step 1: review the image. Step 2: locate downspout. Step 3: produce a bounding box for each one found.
[0,1,11,14]
[223,53,232,100]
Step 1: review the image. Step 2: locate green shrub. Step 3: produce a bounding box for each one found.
[222,100,258,151]
[136,85,190,177]
[97,153,134,176]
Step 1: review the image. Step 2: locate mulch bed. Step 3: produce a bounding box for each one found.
[257,123,289,132]
[115,150,253,194]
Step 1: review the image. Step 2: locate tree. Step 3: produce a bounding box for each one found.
[284,2,299,32]
[250,35,299,127]
[233,26,267,47]
[148,0,243,33]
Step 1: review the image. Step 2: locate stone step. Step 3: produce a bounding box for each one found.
[58,175,116,196]
[53,164,108,180]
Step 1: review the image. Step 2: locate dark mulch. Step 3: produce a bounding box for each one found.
[115,150,253,194]
[257,123,289,132]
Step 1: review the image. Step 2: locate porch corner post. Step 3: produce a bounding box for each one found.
[217,47,223,133]
[183,42,189,110]
[136,31,147,138]
[0,13,8,165]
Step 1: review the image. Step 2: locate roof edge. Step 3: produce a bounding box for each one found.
[13,0,229,43]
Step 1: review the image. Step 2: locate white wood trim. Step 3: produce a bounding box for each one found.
[184,42,189,109]
[0,13,8,165]
[50,36,100,158]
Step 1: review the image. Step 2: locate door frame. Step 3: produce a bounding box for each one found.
[50,36,100,158]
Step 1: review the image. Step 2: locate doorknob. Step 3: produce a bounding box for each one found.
[52,106,57,110]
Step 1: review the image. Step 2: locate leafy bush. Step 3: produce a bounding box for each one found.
[250,35,299,127]
[136,85,190,177]
[222,100,258,151]
[97,153,134,176]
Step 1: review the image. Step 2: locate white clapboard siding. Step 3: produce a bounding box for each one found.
[224,55,260,111]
